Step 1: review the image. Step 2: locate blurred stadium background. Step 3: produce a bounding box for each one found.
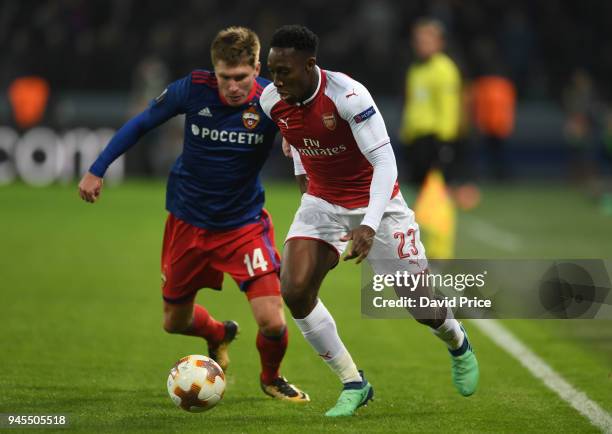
[1,1,611,433]
[1,0,612,186]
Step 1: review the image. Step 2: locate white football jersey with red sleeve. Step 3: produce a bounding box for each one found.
[260,67,399,209]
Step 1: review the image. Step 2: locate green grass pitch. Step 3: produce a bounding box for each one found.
[1,181,611,433]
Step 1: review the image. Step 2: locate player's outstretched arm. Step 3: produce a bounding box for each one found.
[78,172,103,203]
[79,75,189,204]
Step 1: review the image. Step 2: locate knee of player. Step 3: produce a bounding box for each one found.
[258,319,286,337]
[280,282,308,308]
[280,270,311,296]
[253,304,286,335]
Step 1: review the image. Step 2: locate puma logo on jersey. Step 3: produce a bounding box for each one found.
[345,89,358,98]
[198,107,213,117]
[278,118,289,129]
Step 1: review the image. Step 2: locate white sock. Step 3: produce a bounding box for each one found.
[431,309,465,350]
[294,299,362,383]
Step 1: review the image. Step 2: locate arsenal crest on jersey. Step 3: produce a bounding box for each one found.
[322,112,337,131]
[242,106,260,129]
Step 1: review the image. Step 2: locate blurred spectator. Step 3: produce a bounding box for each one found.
[129,57,170,114]
[601,111,612,214]
[472,76,516,181]
[354,0,397,74]
[603,111,612,165]
[128,57,182,176]
[0,0,609,103]
[562,68,599,184]
[8,76,50,130]
[399,18,461,189]
[499,8,535,97]
[399,18,461,260]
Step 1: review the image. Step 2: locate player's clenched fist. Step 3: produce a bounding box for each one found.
[341,225,376,264]
[78,172,103,203]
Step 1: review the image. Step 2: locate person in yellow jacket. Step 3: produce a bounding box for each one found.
[400,18,461,189]
[400,19,461,258]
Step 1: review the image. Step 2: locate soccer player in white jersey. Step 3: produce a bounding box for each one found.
[259,25,479,417]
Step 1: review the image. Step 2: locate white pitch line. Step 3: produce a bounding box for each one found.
[461,215,524,253]
[471,319,612,433]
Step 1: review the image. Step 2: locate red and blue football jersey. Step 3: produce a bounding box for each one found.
[90,70,278,229]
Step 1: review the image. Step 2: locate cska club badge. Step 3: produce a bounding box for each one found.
[242,106,260,129]
[322,112,337,131]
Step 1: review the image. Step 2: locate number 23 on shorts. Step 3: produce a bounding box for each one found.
[394,229,419,259]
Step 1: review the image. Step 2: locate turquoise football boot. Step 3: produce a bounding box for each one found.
[450,325,479,396]
[325,370,374,417]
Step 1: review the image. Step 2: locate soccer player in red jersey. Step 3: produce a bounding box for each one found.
[260,25,479,416]
[78,27,308,402]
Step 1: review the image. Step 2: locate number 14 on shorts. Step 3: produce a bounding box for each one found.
[243,248,269,277]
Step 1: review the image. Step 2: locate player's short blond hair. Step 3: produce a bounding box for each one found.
[210,26,260,67]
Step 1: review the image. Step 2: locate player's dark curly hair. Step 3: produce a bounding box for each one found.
[270,25,318,56]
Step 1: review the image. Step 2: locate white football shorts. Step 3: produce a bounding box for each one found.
[286,192,428,275]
